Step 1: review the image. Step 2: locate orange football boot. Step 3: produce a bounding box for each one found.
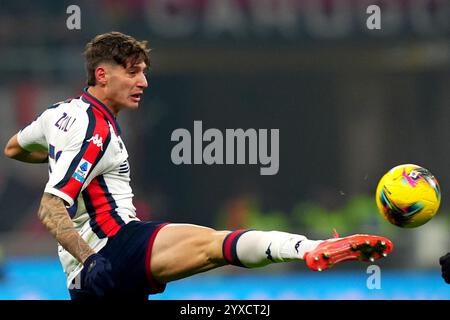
[304,232,394,271]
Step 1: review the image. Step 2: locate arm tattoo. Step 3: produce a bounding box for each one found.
[38,193,94,263]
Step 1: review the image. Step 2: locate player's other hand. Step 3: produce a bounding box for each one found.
[439,252,450,284]
[81,253,114,297]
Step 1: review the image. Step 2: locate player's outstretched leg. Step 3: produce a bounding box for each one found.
[220,229,393,271]
[150,224,393,284]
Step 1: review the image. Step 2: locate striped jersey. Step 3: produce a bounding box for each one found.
[17,88,139,287]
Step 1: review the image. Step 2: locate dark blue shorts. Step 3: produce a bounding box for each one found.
[69,220,168,300]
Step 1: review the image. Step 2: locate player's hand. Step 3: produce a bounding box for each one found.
[81,253,114,297]
[439,252,450,284]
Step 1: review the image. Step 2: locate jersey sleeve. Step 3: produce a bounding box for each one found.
[44,108,111,207]
[17,110,49,152]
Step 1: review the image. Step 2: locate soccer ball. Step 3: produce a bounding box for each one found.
[375,164,441,228]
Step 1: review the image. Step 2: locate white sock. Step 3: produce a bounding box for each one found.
[234,231,323,268]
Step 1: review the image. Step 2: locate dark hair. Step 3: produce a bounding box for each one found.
[84,31,151,86]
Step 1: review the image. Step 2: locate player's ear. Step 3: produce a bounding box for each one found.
[95,66,107,86]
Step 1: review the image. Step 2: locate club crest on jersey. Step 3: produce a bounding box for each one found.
[72,159,92,183]
[87,134,104,151]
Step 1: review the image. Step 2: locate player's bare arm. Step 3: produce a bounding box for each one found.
[4,134,48,163]
[38,193,95,263]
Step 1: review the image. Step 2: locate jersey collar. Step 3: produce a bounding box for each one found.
[81,88,122,136]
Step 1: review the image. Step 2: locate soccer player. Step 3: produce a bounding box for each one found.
[4,32,393,300]
[440,252,450,284]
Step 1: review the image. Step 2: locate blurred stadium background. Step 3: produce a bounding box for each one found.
[0,0,449,299]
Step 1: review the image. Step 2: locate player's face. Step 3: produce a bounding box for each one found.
[104,61,148,112]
